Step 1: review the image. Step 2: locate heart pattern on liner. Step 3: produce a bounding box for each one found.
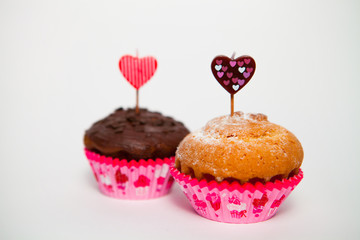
[211,55,256,95]
[119,55,157,90]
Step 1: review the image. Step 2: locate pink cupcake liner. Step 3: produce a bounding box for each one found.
[170,166,303,223]
[85,149,175,200]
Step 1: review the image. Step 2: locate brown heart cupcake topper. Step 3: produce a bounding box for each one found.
[211,53,256,116]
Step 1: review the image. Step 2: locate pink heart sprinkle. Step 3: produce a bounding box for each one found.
[223,80,230,86]
[217,72,224,78]
[216,59,222,65]
[238,61,244,67]
[247,67,253,73]
[238,79,245,86]
[226,72,233,78]
[243,72,250,78]
[244,58,251,64]
[232,77,239,83]
[230,61,236,67]
[222,66,228,72]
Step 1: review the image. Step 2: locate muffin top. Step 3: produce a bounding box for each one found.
[175,111,303,184]
[84,108,190,160]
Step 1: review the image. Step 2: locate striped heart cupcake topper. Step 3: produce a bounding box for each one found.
[119,54,158,113]
[211,54,256,116]
[119,55,158,90]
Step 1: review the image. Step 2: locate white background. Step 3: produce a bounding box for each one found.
[1,0,360,239]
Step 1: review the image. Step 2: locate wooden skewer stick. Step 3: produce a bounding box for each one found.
[230,52,236,117]
[136,89,139,114]
[230,94,234,116]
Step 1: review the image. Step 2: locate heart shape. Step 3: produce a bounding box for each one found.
[238,79,245,86]
[211,55,256,95]
[238,67,246,73]
[119,55,157,90]
[226,72,233,78]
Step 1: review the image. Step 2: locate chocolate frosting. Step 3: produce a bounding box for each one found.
[84,108,190,160]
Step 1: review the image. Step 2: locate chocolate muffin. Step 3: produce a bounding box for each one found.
[84,107,190,160]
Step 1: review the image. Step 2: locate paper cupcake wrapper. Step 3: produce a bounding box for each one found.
[170,167,303,223]
[85,149,175,200]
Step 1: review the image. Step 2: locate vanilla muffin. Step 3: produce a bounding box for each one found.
[175,111,303,184]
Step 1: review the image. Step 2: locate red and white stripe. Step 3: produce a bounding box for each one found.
[119,55,158,90]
